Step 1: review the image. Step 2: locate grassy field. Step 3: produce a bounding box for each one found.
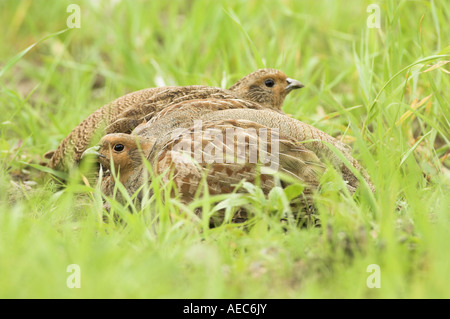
[0,0,449,299]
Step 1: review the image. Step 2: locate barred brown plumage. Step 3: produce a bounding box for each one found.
[126,98,373,193]
[46,69,303,172]
[83,98,374,223]
[84,118,324,223]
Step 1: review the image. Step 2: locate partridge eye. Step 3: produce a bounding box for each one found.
[264,79,275,88]
[113,144,125,152]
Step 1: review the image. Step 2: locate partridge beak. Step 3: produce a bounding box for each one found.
[81,145,106,159]
[285,78,304,91]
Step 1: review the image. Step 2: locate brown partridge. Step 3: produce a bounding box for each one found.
[128,98,374,193]
[86,99,373,212]
[108,68,303,134]
[47,69,303,172]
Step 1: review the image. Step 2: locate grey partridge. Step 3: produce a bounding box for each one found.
[152,119,324,204]
[85,120,324,211]
[47,69,303,172]
[84,99,373,217]
[129,98,373,193]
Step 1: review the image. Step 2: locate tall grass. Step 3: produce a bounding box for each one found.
[0,0,449,298]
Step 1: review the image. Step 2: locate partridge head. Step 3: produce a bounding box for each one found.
[229,68,304,110]
[131,99,373,193]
